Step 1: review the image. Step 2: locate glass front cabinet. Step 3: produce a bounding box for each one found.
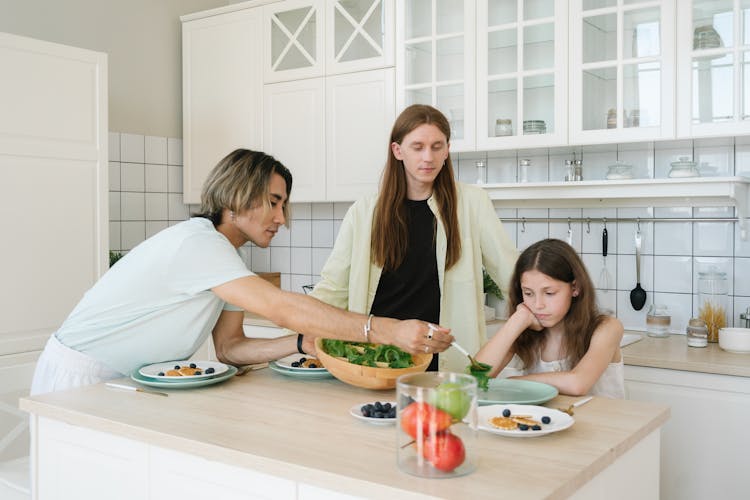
[677,0,750,138]
[570,0,675,144]
[477,0,569,150]
[396,0,476,152]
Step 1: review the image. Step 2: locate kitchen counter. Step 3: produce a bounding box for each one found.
[20,368,668,500]
[622,333,750,378]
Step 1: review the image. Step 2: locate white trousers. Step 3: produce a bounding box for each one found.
[30,335,123,395]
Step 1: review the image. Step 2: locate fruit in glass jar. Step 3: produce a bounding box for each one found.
[400,402,452,439]
[422,431,466,472]
[428,382,472,420]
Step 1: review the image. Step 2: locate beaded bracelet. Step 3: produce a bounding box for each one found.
[363,314,374,342]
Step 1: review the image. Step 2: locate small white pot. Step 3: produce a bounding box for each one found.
[718,327,750,354]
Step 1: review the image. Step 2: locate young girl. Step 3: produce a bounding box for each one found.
[475,239,625,398]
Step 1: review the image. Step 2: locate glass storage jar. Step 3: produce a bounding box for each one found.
[686,318,708,348]
[646,304,671,338]
[495,119,512,136]
[698,269,728,342]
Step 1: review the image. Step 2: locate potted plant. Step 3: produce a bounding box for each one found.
[483,269,505,319]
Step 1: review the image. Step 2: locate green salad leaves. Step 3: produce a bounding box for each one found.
[321,339,414,368]
[467,361,492,391]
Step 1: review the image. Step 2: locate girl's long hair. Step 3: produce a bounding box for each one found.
[509,239,605,368]
[371,105,460,270]
[193,149,292,227]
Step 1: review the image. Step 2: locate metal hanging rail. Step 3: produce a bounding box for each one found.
[499,216,740,232]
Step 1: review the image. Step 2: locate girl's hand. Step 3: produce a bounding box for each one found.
[515,304,544,331]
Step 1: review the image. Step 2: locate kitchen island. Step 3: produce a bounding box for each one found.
[20,368,668,500]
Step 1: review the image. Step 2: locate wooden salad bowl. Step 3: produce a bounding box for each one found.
[314,337,433,390]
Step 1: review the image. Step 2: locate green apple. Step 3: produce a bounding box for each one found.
[429,382,471,420]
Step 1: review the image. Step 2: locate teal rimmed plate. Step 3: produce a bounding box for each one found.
[269,362,334,379]
[131,365,238,389]
[477,378,558,406]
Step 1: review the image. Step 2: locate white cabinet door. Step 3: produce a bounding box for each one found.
[36,417,149,500]
[676,1,750,138]
[325,68,395,201]
[625,365,750,500]
[263,78,326,202]
[182,8,263,204]
[0,33,107,356]
[150,446,295,499]
[569,0,676,144]
[264,0,326,83]
[396,0,476,152]
[325,0,395,74]
[476,0,569,150]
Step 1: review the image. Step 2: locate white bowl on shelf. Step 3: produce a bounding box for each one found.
[718,327,750,353]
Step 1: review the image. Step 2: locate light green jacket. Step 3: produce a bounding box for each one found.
[308,182,519,372]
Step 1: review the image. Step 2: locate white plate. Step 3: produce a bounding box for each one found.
[273,354,327,372]
[477,404,574,437]
[138,360,228,381]
[349,401,397,425]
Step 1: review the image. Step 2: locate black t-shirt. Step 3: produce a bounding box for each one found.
[370,199,441,371]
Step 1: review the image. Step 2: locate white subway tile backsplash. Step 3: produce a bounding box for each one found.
[121,133,145,163]
[108,132,121,161]
[145,136,168,165]
[121,162,145,192]
[145,221,168,239]
[145,193,168,220]
[167,138,183,166]
[121,221,146,250]
[251,246,271,272]
[109,192,121,220]
[121,192,145,221]
[167,165,183,193]
[653,256,692,293]
[290,219,312,247]
[109,162,121,191]
[291,247,312,275]
[145,164,169,192]
[105,132,747,331]
[312,220,334,247]
[168,193,189,221]
[270,247,291,273]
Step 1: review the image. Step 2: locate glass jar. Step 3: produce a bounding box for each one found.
[519,159,530,183]
[495,119,512,137]
[646,304,671,338]
[698,269,729,342]
[564,159,575,181]
[686,318,708,348]
[475,160,486,185]
[669,157,700,178]
[606,108,617,128]
[396,372,477,478]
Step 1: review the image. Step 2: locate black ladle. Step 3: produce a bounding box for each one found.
[629,229,647,310]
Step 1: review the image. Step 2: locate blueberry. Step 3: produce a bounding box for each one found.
[502,408,511,417]
[374,411,384,418]
[205,367,215,374]
[374,401,383,411]
[189,363,197,369]
[387,408,397,418]
[541,416,551,424]
[532,425,542,431]
[291,361,300,367]
[157,372,165,376]
[299,357,307,363]
[174,365,181,369]
[518,424,529,431]
[382,403,392,411]
[361,406,372,417]
[195,371,202,375]
[308,363,318,368]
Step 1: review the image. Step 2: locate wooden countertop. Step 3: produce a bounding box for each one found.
[622,333,750,377]
[20,369,668,500]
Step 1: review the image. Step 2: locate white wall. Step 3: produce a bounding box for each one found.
[0,0,227,138]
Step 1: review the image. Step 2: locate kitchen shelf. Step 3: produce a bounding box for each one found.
[483,176,750,238]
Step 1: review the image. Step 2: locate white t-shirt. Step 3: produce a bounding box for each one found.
[56,218,253,375]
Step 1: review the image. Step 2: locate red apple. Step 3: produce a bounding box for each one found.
[400,402,453,439]
[422,431,466,472]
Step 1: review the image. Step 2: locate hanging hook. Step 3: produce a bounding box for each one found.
[586,217,591,234]
[603,217,607,229]
[567,217,572,230]
[521,217,526,233]
[636,217,641,232]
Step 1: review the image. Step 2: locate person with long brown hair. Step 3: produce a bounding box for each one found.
[475,239,625,398]
[31,149,452,395]
[304,105,518,372]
